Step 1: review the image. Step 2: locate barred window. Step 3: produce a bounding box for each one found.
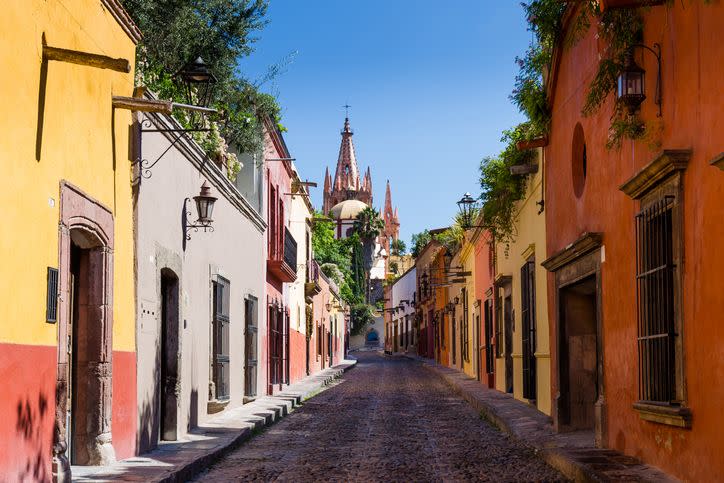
[635,196,679,403]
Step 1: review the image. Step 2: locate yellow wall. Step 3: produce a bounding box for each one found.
[0,0,137,351]
[494,149,551,415]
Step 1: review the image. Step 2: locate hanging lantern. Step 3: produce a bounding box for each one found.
[617,49,646,115]
[176,56,218,108]
[193,181,217,226]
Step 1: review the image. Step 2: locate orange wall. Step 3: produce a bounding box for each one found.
[545,4,724,480]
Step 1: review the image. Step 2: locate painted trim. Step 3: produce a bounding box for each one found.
[619,149,691,199]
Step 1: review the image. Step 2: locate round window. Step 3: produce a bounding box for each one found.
[572,122,587,198]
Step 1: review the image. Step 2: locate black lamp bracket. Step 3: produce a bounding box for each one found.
[184,198,214,240]
[134,118,212,180]
[629,43,662,117]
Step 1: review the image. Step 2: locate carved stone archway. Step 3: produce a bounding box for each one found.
[54,182,115,477]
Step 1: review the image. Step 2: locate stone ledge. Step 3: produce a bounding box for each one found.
[633,402,692,429]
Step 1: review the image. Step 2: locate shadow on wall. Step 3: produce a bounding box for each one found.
[16,392,52,481]
[136,357,160,454]
[188,389,198,431]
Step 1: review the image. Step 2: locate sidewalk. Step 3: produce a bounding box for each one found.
[406,355,678,483]
[72,359,356,482]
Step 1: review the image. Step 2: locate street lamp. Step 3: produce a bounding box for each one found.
[617,44,661,116]
[176,56,218,109]
[135,56,219,179]
[457,192,482,230]
[185,180,217,240]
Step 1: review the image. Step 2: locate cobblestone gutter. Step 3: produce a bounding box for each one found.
[408,355,679,483]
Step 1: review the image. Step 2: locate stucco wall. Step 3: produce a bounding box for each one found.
[544,4,724,479]
[135,111,265,449]
[390,267,416,352]
[0,0,138,476]
[495,149,550,416]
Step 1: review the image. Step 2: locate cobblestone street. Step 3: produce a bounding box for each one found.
[194,352,565,482]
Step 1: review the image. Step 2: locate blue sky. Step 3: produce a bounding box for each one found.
[238,1,530,247]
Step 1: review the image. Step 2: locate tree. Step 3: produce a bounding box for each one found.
[391,238,407,256]
[411,230,432,258]
[353,206,385,241]
[123,0,283,165]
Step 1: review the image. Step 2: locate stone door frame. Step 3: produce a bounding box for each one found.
[54,181,115,473]
[542,232,606,447]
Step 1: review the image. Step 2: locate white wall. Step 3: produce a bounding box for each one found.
[135,110,266,448]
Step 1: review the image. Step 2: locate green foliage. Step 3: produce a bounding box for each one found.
[391,238,407,256]
[581,8,643,117]
[353,207,385,241]
[123,0,286,166]
[512,2,646,148]
[311,214,366,306]
[411,230,432,258]
[350,303,375,336]
[478,124,537,244]
[510,0,567,137]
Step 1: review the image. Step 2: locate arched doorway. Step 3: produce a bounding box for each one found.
[365,329,379,347]
[54,183,115,473]
[159,269,179,441]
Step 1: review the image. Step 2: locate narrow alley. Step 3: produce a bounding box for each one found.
[193,353,565,482]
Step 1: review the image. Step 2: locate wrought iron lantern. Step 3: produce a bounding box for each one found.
[617,50,645,114]
[444,249,453,268]
[325,301,332,312]
[176,56,218,109]
[185,181,217,240]
[617,44,661,116]
[457,192,481,230]
[454,296,460,305]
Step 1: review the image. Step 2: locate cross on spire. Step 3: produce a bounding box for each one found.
[343,103,351,118]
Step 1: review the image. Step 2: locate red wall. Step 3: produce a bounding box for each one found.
[112,350,137,460]
[0,344,137,479]
[545,4,724,480]
[0,343,55,481]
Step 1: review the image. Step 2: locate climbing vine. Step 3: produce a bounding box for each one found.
[478,123,537,244]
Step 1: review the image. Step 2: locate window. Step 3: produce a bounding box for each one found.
[619,150,689,425]
[635,196,678,403]
[484,299,494,374]
[212,277,230,400]
[521,258,537,401]
[495,295,503,358]
[244,296,258,398]
[572,122,587,198]
[462,289,469,363]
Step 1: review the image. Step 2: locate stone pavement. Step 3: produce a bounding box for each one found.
[72,359,356,482]
[193,351,565,482]
[407,354,679,483]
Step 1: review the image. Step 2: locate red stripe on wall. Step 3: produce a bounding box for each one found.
[0,343,56,481]
[112,350,136,460]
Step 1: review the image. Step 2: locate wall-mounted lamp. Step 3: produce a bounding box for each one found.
[454,296,460,305]
[135,56,219,179]
[184,181,217,240]
[617,43,661,116]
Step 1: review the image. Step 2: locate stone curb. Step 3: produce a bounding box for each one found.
[159,361,357,483]
[406,355,677,483]
[74,360,356,482]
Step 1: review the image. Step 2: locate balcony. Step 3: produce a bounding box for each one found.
[305,259,322,298]
[268,227,297,283]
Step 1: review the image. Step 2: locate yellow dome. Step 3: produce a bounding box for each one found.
[329,199,368,220]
